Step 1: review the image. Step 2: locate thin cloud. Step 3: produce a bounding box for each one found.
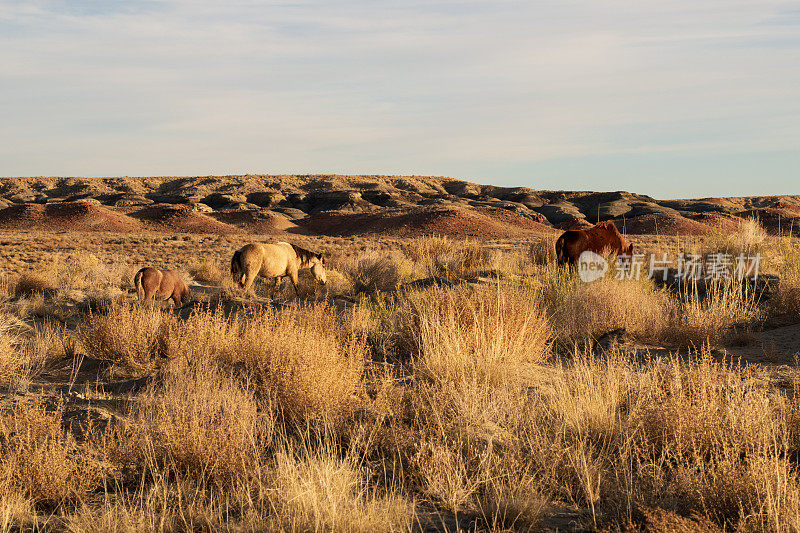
[0,0,797,196]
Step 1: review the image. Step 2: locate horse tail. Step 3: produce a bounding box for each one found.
[555,235,568,265]
[231,250,245,286]
[133,269,145,302]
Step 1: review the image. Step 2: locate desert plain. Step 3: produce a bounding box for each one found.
[0,175,799,531]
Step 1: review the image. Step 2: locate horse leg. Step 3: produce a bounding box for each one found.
[242,272,257,295]
[288,271,299,298]
[268,277,280,297]
[142,285,156,306]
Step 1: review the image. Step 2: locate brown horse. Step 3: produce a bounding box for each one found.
[230,242,327,295]
[555,221,633,265]
[133,267,192,306]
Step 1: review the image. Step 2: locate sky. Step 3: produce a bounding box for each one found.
[1,0,798,199]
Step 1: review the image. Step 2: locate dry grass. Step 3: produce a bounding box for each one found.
[78,303,172,372]
[529,237,557,265]
[403,283,551,385]
[543,273,670,346]
[13,272,55,298]
[351,251,415,293]
[704,216,769,259]
[0,317,23,384]
[0,402,108,510]
[158,306,367,419]
[773,238,800,317]
[117,357,271,488]
[267,443,414,532]
[405,235,491,279]
[187,258,223,283]
[1,232,800,531]
[666,278,763,348]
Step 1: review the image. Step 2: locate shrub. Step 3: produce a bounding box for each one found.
[665,278,762,348]
[188,259,223,283]
[543,273,670,346]
[403,283,551,386]
[267,444,414,532]
[773,238,800,317]
[14,272,55,298]
[120,358,271,487]
[78,303,173,372]
[0,317,23,384]
[529,237,557,265]
[0,402,108,509]
[405,236,490,279]
[157,306,366,419]
[352,251,415,293]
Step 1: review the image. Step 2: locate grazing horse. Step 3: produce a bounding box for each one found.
[230,242,327,295]
[133,267,192,306]
[555,221,633,266]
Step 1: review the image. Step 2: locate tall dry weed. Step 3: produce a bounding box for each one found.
[0,402,108,510]
[267,442,414,532]
[405,236,490,279]
[665,278,762,348]
[79,303,173,372]
[158,306,366,419]
[403,283,551,386]
[187,259,223,283]
[116,358,271,488]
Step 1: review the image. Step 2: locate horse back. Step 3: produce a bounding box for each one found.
[249,242,293,277]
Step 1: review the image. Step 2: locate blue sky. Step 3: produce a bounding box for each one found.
[1,0,798,198]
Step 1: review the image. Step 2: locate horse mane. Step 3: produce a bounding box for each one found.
[589,221,628,250]
[290,243,322,264]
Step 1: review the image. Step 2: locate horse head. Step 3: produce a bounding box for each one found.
[309,254,327,285]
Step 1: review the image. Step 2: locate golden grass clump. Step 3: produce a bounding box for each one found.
[529,237,557,265]
[773,238,800,317]
[267,444,414,532]
[403,283,551,385]
[158,306,366,419]
[118,358,272,488]
[0,402,108,510]
[13,272,55,298]
[187,258,223,283]
[236,306,366,418]
[543,272,670,346]
[79,303,173,372]
[0,321,23,384]
[352,251,415,292]
[665,279,762,348]
[405,235,491,279]
[704,216,769,259]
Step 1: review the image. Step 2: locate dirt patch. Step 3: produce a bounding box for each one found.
[297,206,554,238]
[130,204,236,234]
[0,201,140,232]
[685,212,746,232]
[211,209,298,233]
[617,213,712,236]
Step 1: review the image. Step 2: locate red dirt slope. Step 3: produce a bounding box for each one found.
[129,205,235,234]
[0,202,140,232]
[617,213,712,236]
[297,206,554,238]
[211,209,298,233]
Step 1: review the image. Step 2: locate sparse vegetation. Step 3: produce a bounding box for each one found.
[187,258,223,283]
[1,228,800,531]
